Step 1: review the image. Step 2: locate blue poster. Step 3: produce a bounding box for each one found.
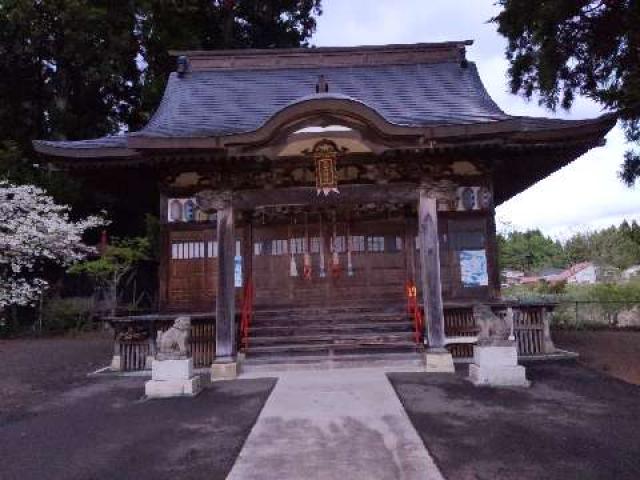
[234,255,243,287]
[459,250,488,287]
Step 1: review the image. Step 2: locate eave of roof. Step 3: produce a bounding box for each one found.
[31,41,617,205]
[170,41,474,71]
[33,111,616,158]
[33,135,139,158]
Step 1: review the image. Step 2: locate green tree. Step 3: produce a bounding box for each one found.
[626,220,640,245]
[0,0,322,193]
[69,238,150,316]
[0,0,322,231]
[564,232,592,265]
[135,0,322,127]
[565,224,640,270]
[0,1,141,149]
[0,0,142,207]
[498,229,566,272]
[493,0,640,186]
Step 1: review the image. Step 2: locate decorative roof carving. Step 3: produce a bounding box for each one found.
[315,74,329,94]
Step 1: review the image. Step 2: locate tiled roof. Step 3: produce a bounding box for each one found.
[36,135,128,149]
[520,262,594,284]
[132,61,508,138]
[33,134,135,157]
[33,43,616,158]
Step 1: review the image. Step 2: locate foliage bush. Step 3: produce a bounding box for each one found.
[498,221,640,273]
[504,280,640,330]
[40,297,96,333]
[69,237,149,316]
[536,279,567,295]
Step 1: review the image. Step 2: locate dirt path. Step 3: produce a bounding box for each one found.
[0,330,112,418]
[229,367,444,480]
[554,330,640,385]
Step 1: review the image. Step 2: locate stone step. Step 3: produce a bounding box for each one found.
[253,304,406,319]
[248,331,415,347]
[251,312,409,327]
[248,321,414,337]
[245,340,419,358]
[241,351,425,373]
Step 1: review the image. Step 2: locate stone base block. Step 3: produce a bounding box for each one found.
[145,376,202,398]
[424,350,455,373]
[469,344,529,387]
[145,358,202,398]
[469,363,530,387]
[145,355,155,370]
[151,358,193,381]
[473,345,518,367]
[110,355,122,371]
[211,360,239,381]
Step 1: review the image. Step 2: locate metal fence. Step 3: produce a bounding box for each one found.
[553,301,640,329]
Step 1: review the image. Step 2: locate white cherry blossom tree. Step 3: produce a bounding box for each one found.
[0,180,107,310]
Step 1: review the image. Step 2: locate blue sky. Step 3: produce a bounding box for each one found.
[311,0,639,239]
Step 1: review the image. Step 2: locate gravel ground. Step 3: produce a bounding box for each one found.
[3,330,640,479]
[0,332,276,480]
[554,329,640,385]
[389,362,640,480]
[0,330,113,419]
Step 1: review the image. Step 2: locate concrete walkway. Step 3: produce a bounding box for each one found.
[227,367,444,480]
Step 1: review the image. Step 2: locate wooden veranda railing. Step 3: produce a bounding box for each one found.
[119,340,150,371]
[108,313,215,371]
[403,282,550,356]
[443,308,478,358]
[441,303,553,358]
[511,306,546,355]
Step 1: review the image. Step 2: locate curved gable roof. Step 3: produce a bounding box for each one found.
[33,42,615,166]
[133,61,508,139]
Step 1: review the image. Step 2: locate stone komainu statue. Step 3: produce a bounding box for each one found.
[157,316,191,360]
[473,304,515,346]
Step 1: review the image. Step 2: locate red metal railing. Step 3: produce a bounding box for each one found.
[240,280,254,351]
[405,280,423,344]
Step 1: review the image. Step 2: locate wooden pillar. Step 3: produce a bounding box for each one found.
[158,192,169,311]
[486,201,501,299]
[215,198,236,362]
[418,184,455,372]
[404,208,417,284]
[241,214,254,289]
[418,188,446,349]
[195,189,239,378]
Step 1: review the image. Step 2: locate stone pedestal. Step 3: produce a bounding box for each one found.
[211,360,240,380]
[145,358,202,398]
[110,355,122,371]
[145,355,155,370]
[424,349,455,373]
[469,344,529,387]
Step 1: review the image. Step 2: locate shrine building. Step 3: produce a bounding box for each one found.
[34,42,615,377]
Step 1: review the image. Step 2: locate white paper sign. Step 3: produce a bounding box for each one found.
[459,250,488,287]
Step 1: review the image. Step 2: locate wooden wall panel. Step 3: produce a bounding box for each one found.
[162,210,498,312]
[167,229,217,312]
[252,219,408,307]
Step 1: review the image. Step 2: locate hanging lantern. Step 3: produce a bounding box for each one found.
[312,140,340,196]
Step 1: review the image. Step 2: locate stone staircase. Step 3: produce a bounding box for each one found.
[241,303,423,371]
